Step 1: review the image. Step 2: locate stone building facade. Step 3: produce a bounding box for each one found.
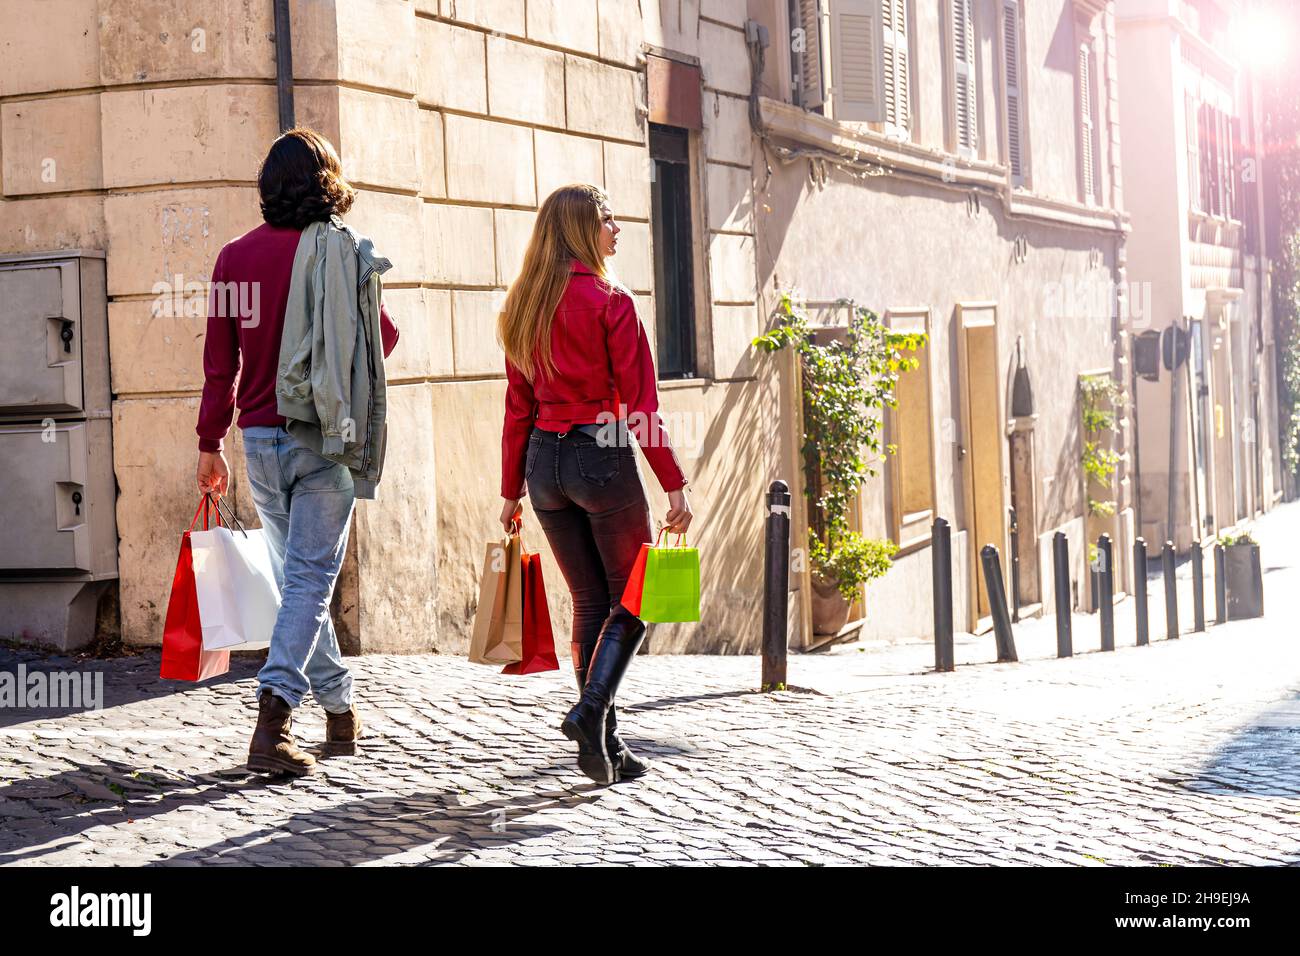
[745,0,1138,637]
[0,0,1287,653]
[1116,0,1284,553]
[0,0,781,654]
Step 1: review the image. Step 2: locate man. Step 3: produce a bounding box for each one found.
[196,128,399,775]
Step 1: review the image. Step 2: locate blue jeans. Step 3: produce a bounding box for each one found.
[241,425,355,712]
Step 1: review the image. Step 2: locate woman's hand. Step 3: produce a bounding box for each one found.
[499,498,523,535]
[665,488,693,535]
[197,451,230,496]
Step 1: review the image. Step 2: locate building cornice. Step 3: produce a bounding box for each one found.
[1116,13,1239,78]
[758,96,1127,235]
[758,96,1006,189]
[1072,0,1109,18]
[1007,190,1129,234]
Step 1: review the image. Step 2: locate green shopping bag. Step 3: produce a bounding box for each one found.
[621,530,700,623]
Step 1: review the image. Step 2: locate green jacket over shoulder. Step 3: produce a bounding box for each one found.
[276,216,393,500]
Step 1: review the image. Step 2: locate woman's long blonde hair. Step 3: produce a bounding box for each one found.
[498,183,611,382]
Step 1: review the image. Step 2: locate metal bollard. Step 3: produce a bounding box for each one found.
[761,480,791,691]
[1214,543,1227,625]
[1053,531,1073,658]
[932,517,954,673]
[1133,537,1149,646]
[1089,557,1099,614]
[1163,540,1179,640]
[980,545,1019,663]
[1098,534,1115,651]
[1191,540,1205,632]
[1009,506,1021,623]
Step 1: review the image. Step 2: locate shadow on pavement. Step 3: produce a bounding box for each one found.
[153,787,597,866]
[0,757,272,862]
[1184,690,1300,801]
[0,647,259,729]
[629,688,761,711]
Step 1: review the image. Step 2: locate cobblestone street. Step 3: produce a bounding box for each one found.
[3,504,1299,867]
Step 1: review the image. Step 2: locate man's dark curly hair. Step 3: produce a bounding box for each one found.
[258,127,356,229]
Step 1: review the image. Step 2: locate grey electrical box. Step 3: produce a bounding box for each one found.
[0,250,117,650]
[0,420,117,576]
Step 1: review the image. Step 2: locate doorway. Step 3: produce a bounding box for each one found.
[957,304,1009,628]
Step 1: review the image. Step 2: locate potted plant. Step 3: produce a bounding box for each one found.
[808,533,897,634]
[1218,531,1264,620]
[754,294,922,635]
[1080,373,1122,611]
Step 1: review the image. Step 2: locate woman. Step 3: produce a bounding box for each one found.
[498,184,694,785]
[196,127,399,776]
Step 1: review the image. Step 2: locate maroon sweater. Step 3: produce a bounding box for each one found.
[197,222,399,453]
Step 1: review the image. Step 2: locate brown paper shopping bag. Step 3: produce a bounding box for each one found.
[468,532,524,665]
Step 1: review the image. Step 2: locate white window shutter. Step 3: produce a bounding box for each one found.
[1199,102,1213,212]
[1228,115,1239,220]
[881,0,911,137]
[954,0,977,157]
[797,0,827,110]
[1185,92,1200,211]
[832,0,885,122]
[1002,0,1024,181]
[1079,43,1095,202]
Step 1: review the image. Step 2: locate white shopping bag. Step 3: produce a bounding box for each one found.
[190,522,281,652]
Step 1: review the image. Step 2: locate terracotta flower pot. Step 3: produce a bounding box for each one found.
[811,575,852,635]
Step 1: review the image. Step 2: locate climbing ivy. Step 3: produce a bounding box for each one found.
[754,294,925,600]
[1080,373,1122,517]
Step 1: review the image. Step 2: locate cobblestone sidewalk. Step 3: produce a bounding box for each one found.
[2,505,1298,866]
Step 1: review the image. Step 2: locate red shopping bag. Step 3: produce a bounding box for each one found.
[501,549,559,675]
[160,497,231,681]
[622,543,650,616]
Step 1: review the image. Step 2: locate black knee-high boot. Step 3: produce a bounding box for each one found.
[571,640,650,780]
[561,606,646,783]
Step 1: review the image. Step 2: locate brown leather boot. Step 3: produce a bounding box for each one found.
[248,690,315,776]
[324,705,363,755]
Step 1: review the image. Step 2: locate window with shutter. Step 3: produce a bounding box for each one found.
[1203,103,1222,216]
[1078,42,1096,203]
[1237,116,1257,248]
[1002,0,1024,182]
[832,0,885,122]
[1228,114,1240,222]
[1199,102,1214,212]
[1212,106,1224,215]
[1185,92,1201,212]
[794,0,827,110]
[881,0,910,138]
[952,0,977,158]
[1219,108,1234,220]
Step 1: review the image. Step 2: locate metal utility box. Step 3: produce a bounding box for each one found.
[0,420,117,575]
[0,250,117,650]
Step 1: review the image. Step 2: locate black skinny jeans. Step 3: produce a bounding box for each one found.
[524,425,653,649]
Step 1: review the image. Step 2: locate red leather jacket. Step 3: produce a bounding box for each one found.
[501,263,688,499]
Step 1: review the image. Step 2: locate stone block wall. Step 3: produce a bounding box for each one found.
[0,0,777,654]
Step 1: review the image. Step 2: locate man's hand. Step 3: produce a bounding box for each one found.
[198,451,230,496]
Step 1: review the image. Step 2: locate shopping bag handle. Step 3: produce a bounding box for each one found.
[189,493,248,537]
[654,527,688,548]
[207,493,249,537]
[188,495,222,531]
